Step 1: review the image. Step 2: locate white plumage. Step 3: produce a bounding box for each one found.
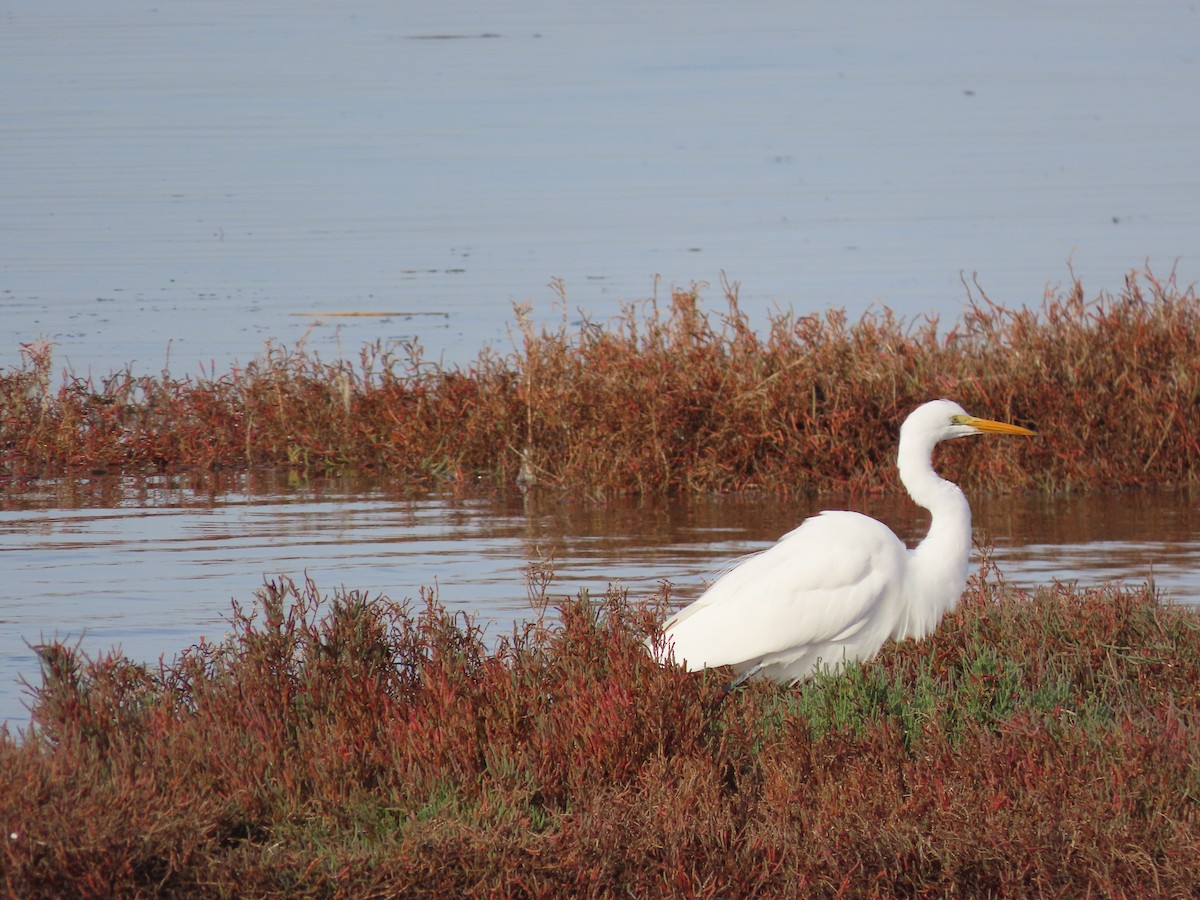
[656,400,1035,684]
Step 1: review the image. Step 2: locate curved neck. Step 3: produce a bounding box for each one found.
[898,430,971,531]
[896,426,973,636]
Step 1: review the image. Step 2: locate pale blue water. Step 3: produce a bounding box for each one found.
[3,0,1198,376]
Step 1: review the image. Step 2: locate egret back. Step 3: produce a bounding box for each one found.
[660,510,910,675]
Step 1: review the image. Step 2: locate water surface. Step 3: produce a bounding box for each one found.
[2,474,1197,729]
[4,1,1198,376]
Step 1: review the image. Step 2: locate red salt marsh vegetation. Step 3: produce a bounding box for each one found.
[1,268,1198,495]
[2,569,1198,896]
[3,268,1200,895]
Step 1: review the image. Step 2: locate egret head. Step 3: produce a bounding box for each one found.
[902,399,1036,447]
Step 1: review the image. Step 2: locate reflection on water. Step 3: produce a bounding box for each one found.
[976,491,1200,596]
[2,473,1198,727]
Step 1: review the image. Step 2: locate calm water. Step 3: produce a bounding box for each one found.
[2,474,1198,729]
[3,1,1199,377]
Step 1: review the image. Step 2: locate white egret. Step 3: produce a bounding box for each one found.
[656,399,1035,684]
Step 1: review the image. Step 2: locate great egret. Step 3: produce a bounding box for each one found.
[656,399,1035,684]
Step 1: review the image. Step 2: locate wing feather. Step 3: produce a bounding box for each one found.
[661,511,908,672]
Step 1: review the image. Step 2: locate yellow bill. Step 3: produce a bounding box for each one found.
[956,414,1036,436]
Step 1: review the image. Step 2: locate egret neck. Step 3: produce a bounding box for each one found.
[896,413,973,640]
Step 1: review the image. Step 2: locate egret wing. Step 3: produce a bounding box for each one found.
[661,511,907,671]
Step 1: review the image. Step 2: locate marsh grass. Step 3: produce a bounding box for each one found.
[3,267,1199,495]
[2,571,1197,896]
[4,267,1200,894]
